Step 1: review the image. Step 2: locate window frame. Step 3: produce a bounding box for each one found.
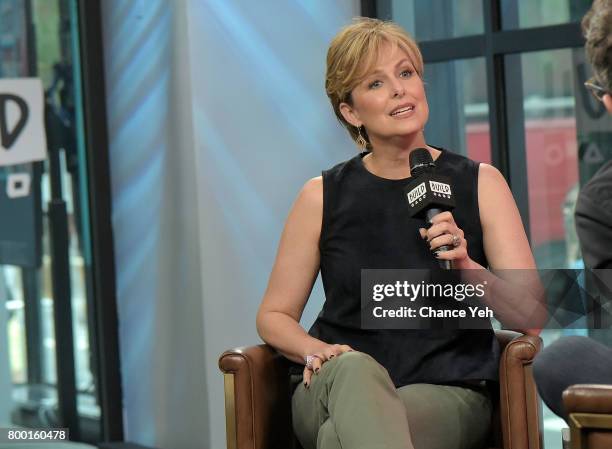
[362,0,586,240]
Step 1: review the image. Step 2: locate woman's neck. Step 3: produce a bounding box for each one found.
[363,134,440,179]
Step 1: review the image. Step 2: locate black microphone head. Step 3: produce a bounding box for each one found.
[409,148,435,177]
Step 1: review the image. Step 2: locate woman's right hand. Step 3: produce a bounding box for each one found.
[303,344,354,387]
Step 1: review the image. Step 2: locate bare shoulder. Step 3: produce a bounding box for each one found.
[478,163,507,187]
[477,163,514,218]
[300,176,323,203]
[285,176,323,240]
[293,176,323,217]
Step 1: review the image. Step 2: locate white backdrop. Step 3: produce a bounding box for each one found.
[102,1,359,448]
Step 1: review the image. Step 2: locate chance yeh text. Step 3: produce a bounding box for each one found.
[372,305,494,319]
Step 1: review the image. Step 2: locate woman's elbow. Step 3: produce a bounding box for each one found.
[255,308,267,340]
[255,307,280,342]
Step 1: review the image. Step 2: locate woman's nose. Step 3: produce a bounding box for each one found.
[391,83,405,98]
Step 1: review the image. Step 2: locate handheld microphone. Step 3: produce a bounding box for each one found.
[403,148,456,269]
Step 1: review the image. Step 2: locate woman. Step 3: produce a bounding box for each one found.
[256,18,537,449]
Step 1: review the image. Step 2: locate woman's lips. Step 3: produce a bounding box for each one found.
[390,105,415,118]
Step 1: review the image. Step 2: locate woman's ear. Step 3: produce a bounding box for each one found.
[602,93,612,115]
[339,102,361,128]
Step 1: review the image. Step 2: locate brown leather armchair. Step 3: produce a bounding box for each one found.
[219,330,543,449]
[564,384,612,449]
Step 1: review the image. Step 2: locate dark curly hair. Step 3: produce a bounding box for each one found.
[582,0,612,92]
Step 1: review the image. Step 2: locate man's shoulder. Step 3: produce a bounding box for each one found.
[576,160,612,221]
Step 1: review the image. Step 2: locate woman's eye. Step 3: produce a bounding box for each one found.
[400,70,413,78]
[368,80,382,89]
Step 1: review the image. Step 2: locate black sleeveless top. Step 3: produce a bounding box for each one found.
[309,147,500,387]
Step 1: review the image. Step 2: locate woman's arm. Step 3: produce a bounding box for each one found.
[477,163,546,333]
[256,177,332,364]
[419,163,536,270]
[422,164,546,333]
[478,163,535,270]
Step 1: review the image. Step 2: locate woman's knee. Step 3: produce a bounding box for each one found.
[325,351,388,381]
[330,351,379,371]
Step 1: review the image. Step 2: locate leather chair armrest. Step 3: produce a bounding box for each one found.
[496,330,523,351]
[219,345,297,449]
[564,385,612,415]
[563,385,612,449]
[497,331,543,449]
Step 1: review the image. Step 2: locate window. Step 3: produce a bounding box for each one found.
[365,1,612,447]
[0,0,121,443]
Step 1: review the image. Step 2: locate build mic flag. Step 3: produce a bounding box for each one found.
[403,174,455,219]
[403,148,456,221]
[404,148,457,269]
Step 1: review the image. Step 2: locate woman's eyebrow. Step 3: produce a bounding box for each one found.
[368,58,413,76]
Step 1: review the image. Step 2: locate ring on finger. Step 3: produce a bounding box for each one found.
[305,354,323,370]
[451,234,461,248]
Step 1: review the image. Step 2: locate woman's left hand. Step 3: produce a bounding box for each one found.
[419,211,476,270]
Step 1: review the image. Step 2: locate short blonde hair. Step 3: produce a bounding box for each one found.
[325,18,424,149]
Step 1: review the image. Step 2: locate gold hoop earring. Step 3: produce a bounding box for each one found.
[356,125,367,151]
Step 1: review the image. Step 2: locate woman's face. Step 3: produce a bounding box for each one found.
[340,42,429,146]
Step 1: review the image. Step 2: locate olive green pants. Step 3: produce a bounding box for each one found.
[292,352,491,449]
